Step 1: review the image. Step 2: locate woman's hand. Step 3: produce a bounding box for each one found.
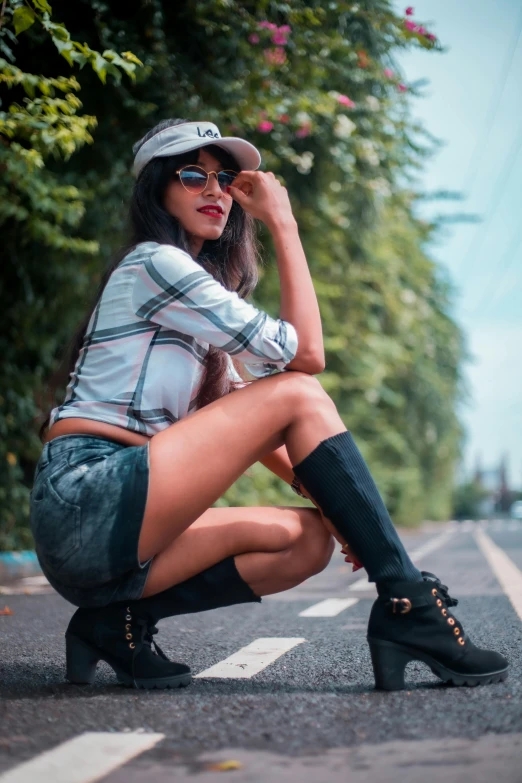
[227,170,295,229]
[340,544,364,571]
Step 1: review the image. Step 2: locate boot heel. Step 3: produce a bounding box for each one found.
[65,633,99,684]
[368,638,414,691]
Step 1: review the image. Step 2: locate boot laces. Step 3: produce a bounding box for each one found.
[129,613,170,688]
[142,622,169,661]
[421,571,459,607]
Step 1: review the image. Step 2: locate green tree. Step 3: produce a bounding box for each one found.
[0,0,142,548]
[452,482,489,520]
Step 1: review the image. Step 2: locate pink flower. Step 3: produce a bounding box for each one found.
[258,21,277,30]
[279,25,291,33]
[417,26,427,35]
[296,123,311,138]
[404,20,417,31]
[337,94,355,108]
[278,113,290,124]
[427,33,436,41]
[248,33,260,44]
[405,6,414,14]
[257,121,274,133]
[264,46,287,65]
[272,31,289,45]
[384,68,394,78]
[398,83,408,92]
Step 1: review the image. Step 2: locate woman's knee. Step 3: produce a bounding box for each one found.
[281,510,336,581]
[288,372,335,417]
[307,530,336,575]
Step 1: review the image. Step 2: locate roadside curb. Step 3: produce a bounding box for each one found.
[0,551,43,584]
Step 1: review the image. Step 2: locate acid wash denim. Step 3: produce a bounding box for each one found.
[30,434,152,608]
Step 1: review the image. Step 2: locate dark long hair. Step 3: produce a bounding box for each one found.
[38,118,262,443]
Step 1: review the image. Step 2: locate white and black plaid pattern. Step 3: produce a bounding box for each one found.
[50,242,298,436]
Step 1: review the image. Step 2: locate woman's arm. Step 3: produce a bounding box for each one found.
[268,220,325,374]
[228,172,325,374]
[258,443,295,486]
[131,244,299,372]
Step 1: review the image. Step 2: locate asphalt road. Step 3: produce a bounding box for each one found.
[1,520,521,782]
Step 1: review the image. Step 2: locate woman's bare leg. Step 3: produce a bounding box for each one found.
[138,371,346,567]
[141,504,336,598]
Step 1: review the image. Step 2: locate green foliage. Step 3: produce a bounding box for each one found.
[0,0,142,548]
[1,0,466,549]
[452,482,489,521]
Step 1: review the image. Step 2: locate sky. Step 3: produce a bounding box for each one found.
[393,0,522,489]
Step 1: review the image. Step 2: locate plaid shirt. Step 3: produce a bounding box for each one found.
[50,241,298,436]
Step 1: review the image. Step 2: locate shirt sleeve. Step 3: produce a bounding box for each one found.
[131,244,298,370]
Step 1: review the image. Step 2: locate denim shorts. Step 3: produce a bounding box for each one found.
[30,434,153,608]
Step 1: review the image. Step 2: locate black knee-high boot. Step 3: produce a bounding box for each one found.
[65,556,260,689]
[291,431,509,689]
[291,430,422,587]
[136,553,261,623]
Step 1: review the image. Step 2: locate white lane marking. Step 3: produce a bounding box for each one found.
[0,575,53,595]
[0,731,164,783]
[347,578,374,592]
[474,529,522,623]
[194,638,306,679]
[299,597,359,617]
[408,529,456,562]
[18,576,50,586]
[0,585,53,595]
[348,529,456,592]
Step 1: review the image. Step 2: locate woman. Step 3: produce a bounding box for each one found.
[32,118,508,691]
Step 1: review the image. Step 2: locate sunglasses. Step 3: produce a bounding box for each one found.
[175,165,239,196]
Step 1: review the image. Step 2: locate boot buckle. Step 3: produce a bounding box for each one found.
[391,597,412,614]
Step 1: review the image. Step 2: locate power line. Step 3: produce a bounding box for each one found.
[471,221,522,316]
[453,123,522,277]
[460,3,522,197]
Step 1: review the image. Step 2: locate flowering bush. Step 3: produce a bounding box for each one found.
[2,0,460,542]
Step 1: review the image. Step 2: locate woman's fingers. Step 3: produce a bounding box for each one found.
[228,170,294,227]
[227,184,249,201]
[229,169,260,190]
[341,543,363,570]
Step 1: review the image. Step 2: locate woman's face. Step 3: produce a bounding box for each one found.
[163,147,236,257]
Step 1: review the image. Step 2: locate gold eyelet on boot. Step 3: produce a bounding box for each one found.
[125,615,132,621]
[458,637,465,646]
[448,617,455,626]
[431,588,438,596]
[441,608,448,616]
[454,627,460,636]
[129,642,135,649]
[126,633,132,640]
[125,624,131,631]
[436,599,443,607]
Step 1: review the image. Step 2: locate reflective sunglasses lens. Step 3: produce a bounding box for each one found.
[217,171,237,191]
[180,167,207,191]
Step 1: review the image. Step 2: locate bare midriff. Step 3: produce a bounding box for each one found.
[43,418,151,447]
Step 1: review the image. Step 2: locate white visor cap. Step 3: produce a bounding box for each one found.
[132,121,262,178]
